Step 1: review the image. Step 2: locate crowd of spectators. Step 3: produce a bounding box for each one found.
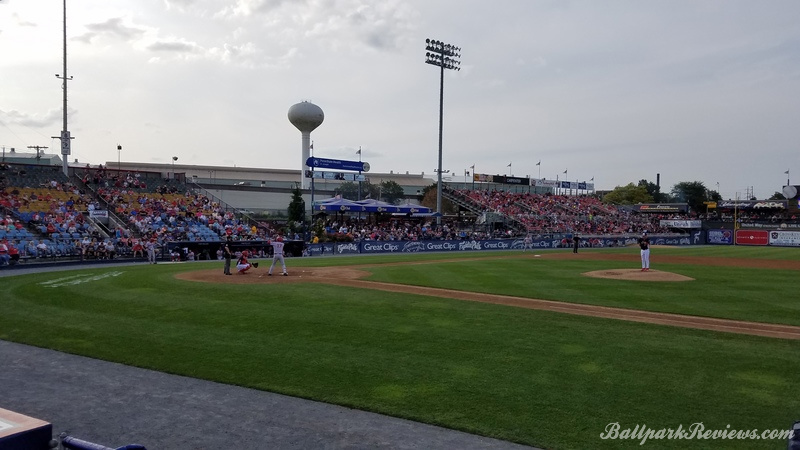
[310,216,524,243]
[450,188,681,235]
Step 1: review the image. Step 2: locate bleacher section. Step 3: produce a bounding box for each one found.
[1,163,264,265]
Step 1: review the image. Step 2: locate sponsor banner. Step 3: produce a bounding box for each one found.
[355,235,699,254]
[307,243,335,256]
[707,229,733,245]
[738,222,800,229]
[717,200,787,210]
[769,230,800,247]
[89,210,108,219]
[533,179,560,188]
[633,204,689,213]
[735,230,769,246]
[305,170,366,181]
[334,242,360,254]
[553,181,594,190]
[473,174,530,185]
[660,220,702,229]
[504,176,529,185]
[305,157,366,172]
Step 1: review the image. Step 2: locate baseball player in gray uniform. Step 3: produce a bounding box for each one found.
[268,236,288,276]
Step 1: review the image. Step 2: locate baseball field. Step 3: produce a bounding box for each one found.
[1,245,799,449]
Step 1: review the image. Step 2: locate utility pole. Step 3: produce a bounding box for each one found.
[28,146,49,165]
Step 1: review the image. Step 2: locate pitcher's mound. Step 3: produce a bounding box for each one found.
[583,269,694,282]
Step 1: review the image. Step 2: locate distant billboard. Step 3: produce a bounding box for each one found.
[716,200,786,210]
[473,174,530,185]
[633,204,688,213]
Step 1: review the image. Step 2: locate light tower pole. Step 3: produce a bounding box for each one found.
[54,0,73,176]
[425,38,461,224]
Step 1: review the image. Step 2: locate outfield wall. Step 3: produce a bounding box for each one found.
[707,229,800,247]
[307,234,702,256]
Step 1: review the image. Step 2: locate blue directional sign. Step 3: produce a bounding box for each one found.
[306,157,369,172]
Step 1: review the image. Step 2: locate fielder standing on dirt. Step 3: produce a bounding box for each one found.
[268,235,288,276]
[638,233,650,271]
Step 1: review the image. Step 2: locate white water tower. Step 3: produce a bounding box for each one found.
[288,101,324,189]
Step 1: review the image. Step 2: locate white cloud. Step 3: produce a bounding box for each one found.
[2,0,800,199]
[1,108,65,128]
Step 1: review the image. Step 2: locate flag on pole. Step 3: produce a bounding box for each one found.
[356,148,362,155]
[536,160,541,166]
[470,164,475,169]
[590,177,594,181]
[563,169,568,174]
[786,170,790,174]
[507,162,512,167]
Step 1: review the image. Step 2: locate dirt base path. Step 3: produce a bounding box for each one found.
[177,253,800,340]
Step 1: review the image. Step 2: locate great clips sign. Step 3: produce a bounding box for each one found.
[735,230,769,246]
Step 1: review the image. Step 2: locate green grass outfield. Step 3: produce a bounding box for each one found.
[1,246,798,449]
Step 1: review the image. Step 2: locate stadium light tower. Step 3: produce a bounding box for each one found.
[53,0,73,176]
[425,38,461,224]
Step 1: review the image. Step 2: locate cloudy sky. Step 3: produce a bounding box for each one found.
[2,0,799,199]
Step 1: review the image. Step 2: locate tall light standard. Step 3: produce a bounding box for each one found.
[425,38,461,224]
[117,144,122,171]
[54,0,73,176]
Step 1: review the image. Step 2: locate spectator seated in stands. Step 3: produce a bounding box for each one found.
[0,239,10,266]
[35,240,49,258]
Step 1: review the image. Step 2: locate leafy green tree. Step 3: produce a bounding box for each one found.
[379,180,405,205]
[421,183,458,214]
[637,179,670,203]
[335,181,359,200]
[336,180,378,201]
[769,191,786,200]
[670,181,709,213]
[287,185,305,224]
[602,183,654,205]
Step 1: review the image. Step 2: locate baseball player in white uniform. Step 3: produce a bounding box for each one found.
[268,236,288,276]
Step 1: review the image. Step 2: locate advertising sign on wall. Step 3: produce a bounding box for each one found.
[768,230,800,247]
[735,230,769,246]
[306,235,698,256]
[707,229,733,245]
[660,220,702,228]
